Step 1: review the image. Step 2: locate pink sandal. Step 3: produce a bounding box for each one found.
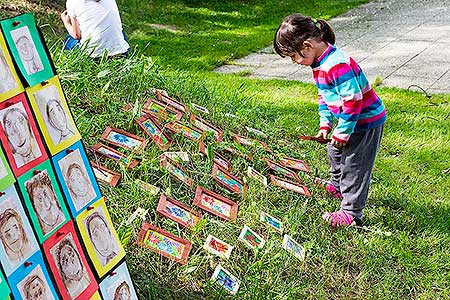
[314,177,343,199]
[322,210,361,227]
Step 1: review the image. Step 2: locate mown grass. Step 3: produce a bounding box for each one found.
[2,1,450,299]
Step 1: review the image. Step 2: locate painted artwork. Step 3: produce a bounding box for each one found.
[189,114,223,142]
[279,156,311,173]
[52,141,102,216]
[91,163,121,187]
[238,225,265,250]
[142,98,182,122]
[166,121,203,141]
[90,143,139,169]
[135,179,160,195]
[136,115,172,151]
[0,30,23,102]
[136,223,192,264]
[0,93,47,177]
[269,175,311,196]
[157,194,202,229]
[160,156,193,188]
[234,134,270,151]
[101,126,147,154]
[156,91,188,114]
[0,147,15,191]
[260,211,283,232]
[247,166,268,186]
[264,158,301,182]
[282,234,305,261]
[203,235,233,259]
[76,197,125,277]
[43,222,97,300]
[0,13,54,86]
[18,160,70,242]
[211,265,240,295]
[212,163,246,195]
[99,262,138,300]
[193,185,238,221]
[26,76,81,154]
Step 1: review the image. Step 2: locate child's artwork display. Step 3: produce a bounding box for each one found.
[99,261,138,300]
[260,211,283,232]
[189,114,223,142]
[193,185,238,221]
[0,147,15,191]
[43,221,97,300]
[156,194,202,229]
[100,126,148,154]
[0,269,10,299]
[135,179,160,195]
[203,235,233,259]
[90,143,139,169]
[238,225,265,250]
[52,141,102,216]
[0,93,47,177]
[199,142,231,171]
[282,234,305,261]
[0,185,39,276]
[270,175,311,196]
[136,115,172,151]
[26,76,81,154]
[8,251,58,300]
[166,121,203,141]
[247,166,268,186]
[234,133,270,151]
[18,160,70,242]
[156,91,188,114]
[136,222,192,265]
[264,158,301,182]
[212,163,246,195]
[160,155,193,188]
[0,13,54,86]
[211,264,240,295]
[279,156,311,173]
[76,197,125,277]
[91,163,121,187]
[162,151,190,162]
[142,98,182,122]
[0,31,23,102]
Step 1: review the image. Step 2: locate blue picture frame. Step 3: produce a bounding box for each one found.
[52,141,101,217]
[99,261,138,300]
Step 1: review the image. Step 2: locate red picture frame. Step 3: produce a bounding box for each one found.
[100,126,148,154]
[193,185,238,221]
[233,133,271,152]
[278,156,311,173]
[199,142,231,171]
[0,93,48,177]
[166,121,204,141]
[156,194,202,229]
[136,222,192,265]
[91,162,121,187]
[42,221,98,300]
[212,163,246,195]
[189,114,223,142]
[160,155,193,188]
[135,114,172,151]
[156,90,189,114]
[90,143,139,169]
[269,175,311,196]
[142,98,183,122]
[264,158,301,182]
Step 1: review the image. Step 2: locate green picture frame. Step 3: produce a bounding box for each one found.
[0,147,15,191]
[0,270,11,300]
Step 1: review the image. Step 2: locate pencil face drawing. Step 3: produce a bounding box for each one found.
[10,26,43,75]
[18,265,55,300]
[0,49,18,93]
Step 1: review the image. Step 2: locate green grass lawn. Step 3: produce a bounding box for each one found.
[2,1,450,299]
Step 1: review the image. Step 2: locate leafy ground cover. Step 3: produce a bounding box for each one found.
[2,0,450,299]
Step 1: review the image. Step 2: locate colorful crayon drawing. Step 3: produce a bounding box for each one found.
[165,202,199,226]
[200,194,231,218]
[260,211,283,232]
[214,153,230,170]
[214,166,244,194]
[164,160,193,187]
[247,166,268,186]
[279,157,311,172]
[238,225,265,249]
[144,230,185,260]
[106,132,140,150]
[282,234,305,261]
[211,265,240,294]
[203,235,233,259]
[97,147,129,164]
[141,119,169,145]
[169,122,202,141]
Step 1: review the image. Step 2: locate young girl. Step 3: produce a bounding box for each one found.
[274,13,386,227]
[61,0,129,58]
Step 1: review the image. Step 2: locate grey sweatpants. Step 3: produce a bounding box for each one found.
[328,125,384,219]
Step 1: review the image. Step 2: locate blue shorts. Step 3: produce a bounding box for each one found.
[64,31,129,57]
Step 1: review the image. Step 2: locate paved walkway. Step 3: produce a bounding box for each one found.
[216,0,450,94]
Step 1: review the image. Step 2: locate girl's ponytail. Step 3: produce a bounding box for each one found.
[315,19,335,45]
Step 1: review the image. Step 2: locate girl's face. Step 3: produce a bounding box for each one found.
[60,244,83,280]
[288,47,315,66]
[115,285,131,300]
[1,216,24,252]
[47,100,68,131]
[16,37,35,62]
[32,185,54,211]
[26,278,45,300]
[89,216,113,257]
[4,109,31,155]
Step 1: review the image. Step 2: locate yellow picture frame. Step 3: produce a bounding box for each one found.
[90,291,102,300]
[0,31,24,102]
[26,75,81,155]
[76,197,125,278]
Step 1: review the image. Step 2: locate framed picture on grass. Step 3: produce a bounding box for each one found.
[8,251,58,300]
[211,265,240,295]
[156,90,189,114]
[0,147,15,192]
[211,163,246,195]
[0,13,54,86]
[142,98,183,123]
[156,194,202,230]
[199,142,231,171]
[135,114,172,151]
[0,269,10,300]
[247,166,268,186]
[76,197,125,278]
[0,185,39,276]
[269,175,311,196]
[238,225,265,250]
[278,156,311,173]
[17,160,70,243]
[91,163,121,187]
[100,126,148,154]
[233,133,270,151]
[193,185,238,221]
[203,235,233,259]
[43,221,98,300]
[0,31,23,102]
[160,155,193,188]
[189,114,223,142]
[0,93,48,177]
[264,158,301,182]
[26,76,81,155]
[99,261,138,300]
[136,222,192,265]
[166,121,203,142]
[52,141,102,217]
[90,143,139,169]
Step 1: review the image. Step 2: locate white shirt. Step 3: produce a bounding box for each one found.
[66,0,129,57]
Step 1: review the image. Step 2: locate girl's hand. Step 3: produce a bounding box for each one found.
[61,10,70,24]
[316,129,330,139]
[331,137,347,148]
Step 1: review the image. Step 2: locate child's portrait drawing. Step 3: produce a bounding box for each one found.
[17,265,55,300]
[9,26,43,75]
[0,49,18,93]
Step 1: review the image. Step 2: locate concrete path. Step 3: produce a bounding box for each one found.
[216,0,450,94]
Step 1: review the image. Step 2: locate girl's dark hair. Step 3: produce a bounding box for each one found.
[274,13,335,57]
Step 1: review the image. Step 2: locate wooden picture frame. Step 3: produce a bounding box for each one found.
[193,185,238,221]
[160,155,193,188]
[269,175,311,196]
[189,114,223,142]
[264,158,301,182]
[199,142,231,171]
[91,163,121,187]
[211,163,246,195]
[247,166,268,186]
[142,98,183,122]
[298,135,331,144]
[136,222,192,265]
[166,121,203,141]
[90,143,139,169]
[135,114,172,151]
[156,194,202,229]
[100,126,148,154]
[278,156,311,173]
[233,133,270,151]
[156,90,189,114]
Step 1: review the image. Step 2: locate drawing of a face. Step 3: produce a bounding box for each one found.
[0,208,28,260]
[0,51,18,93]
[10,26,43,75]
[114,282,131,300]
[57,239,84,282]
[67,163,90,199]
[46,99,73,141]
[23,275,46,300]
[3,108,31,154]
[86,212,117,265]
